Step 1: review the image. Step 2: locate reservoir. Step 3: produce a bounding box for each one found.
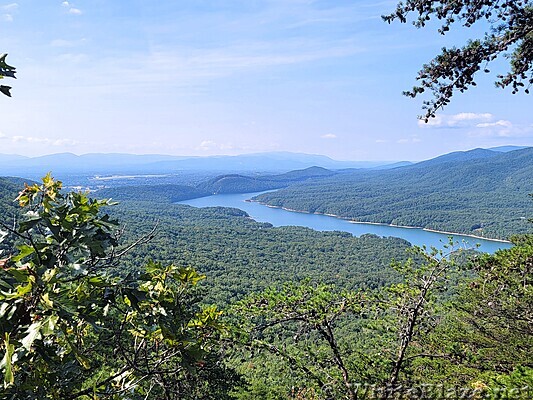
[179,191,513,254]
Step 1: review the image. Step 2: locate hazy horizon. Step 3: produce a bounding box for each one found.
[1,145,529,165]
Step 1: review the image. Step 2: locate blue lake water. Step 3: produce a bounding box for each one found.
[179,191,513,254]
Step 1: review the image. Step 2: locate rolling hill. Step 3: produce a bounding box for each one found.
[197,166,337,194]
[252,148,533,239]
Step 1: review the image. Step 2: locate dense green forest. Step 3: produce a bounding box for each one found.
[106,200,412,305]
[93,148,532,241]
[92,166,338,203]
[0,173,531,399]
[0,176,30,252]
[0,176,27,216]
[196,166,337,194]
[254,148,533,240]
[97,184,211,203]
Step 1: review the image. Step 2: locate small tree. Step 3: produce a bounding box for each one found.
[383,1,532,121]
[228,246,458,399]
[0,175,235,399]
[229,281,367,399]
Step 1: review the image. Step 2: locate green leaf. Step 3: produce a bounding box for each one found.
[21,321,42,351]
[178,266,206,285]
[41,315,59,336]
[0,333,14,388]
[0,54,16,71]
[41,292,54,309]
[123,288,142,312]
[61,326,92,370]
[18,217,42,233]
[0,302,10,318]
[88,276,107,288]
[12,244,35,263]
[5,267,30,283]
[0,85,12,97]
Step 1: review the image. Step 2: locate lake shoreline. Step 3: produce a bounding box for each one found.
[247,199,512,244]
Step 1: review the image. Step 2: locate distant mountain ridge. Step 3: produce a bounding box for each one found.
[1,147,529,178]
[2,147,532,240]
[413,148,499,167]
[488,145,530,152]
[0,151,413,178]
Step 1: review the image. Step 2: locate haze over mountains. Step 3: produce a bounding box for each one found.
[0,146,528,179]
[83,146,531,240]
[0,151,394,177]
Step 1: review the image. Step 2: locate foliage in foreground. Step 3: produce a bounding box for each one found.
[0,176,531,399]
[0,175,236,399]
[227,238,533,399]
[227,246,458,399]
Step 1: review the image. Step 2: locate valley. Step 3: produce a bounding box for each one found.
[179,191,511,253]
[0,146,531,398]
[2,1,532,396]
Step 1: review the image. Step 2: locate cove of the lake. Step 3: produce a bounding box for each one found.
[179,191,512,254]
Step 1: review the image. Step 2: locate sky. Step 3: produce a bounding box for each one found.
[0,0,531,161]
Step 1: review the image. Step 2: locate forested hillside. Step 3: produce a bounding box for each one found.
[108,199,411,305]
[0,177,31,252]
[196,166,337,194]
[97,184,210,203]
[1,175,531,399]
[0,176,28,216]
[254,148,533,239]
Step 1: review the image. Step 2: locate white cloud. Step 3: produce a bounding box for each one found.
[1,3,18,11]
[452,112,492,122]
[8,134,78,146]
[396,134,421,144]
[476,120,512,129]
[12,136,47,144]
[1,3,17,21]
[196,140,238,152]
[321,133,337,139]
[197,140,217,151]
[61,1,82,15]
[419,112,531,138]
[52,138,78,146]
[43,37,365,93]
[50,39,75,47]
[375,139,387,143]
[419,112,493,129]
[470,120,533,138]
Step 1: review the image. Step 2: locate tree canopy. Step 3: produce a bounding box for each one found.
[383,0,532,121]
[0,175,531,398]
[0,175,235,399]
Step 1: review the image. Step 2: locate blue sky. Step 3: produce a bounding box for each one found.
[0,0,531,161]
